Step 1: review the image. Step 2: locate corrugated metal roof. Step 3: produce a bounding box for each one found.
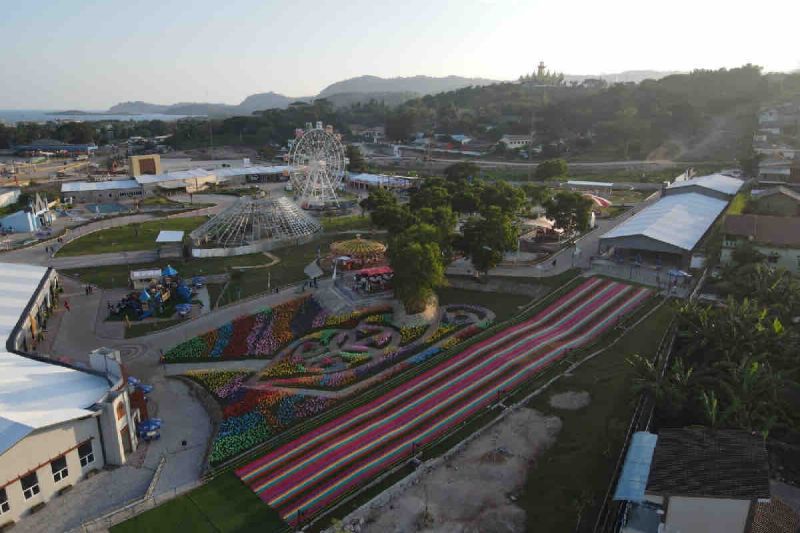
[667,173,744,196]
[135,168,213,185]
[0,263,109,455]
[135,165,291,185]
[601,193,728,251]
[61,179,140,193]
[613,432,658,502]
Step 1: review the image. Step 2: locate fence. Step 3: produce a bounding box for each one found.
[71,480,203,532]
[592,268,705,532]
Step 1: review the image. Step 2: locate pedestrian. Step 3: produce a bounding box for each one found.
[85,285,89,296]
[89,285,93,295]
[63,299,70,312]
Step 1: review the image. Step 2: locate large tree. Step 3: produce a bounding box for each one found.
[535,159,568,180]
[388,226,445,313]
[346,144,367,173]
[457,206,518,278]
[544,191,593,235]
[443,161,479,183]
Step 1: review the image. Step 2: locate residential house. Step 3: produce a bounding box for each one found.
[721,214,800,274]
[615,429,770,533]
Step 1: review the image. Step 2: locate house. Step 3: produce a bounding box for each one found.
[499,135,530,150]
[750,186,800,217]
[721,214,800,274]
[615,429,770,533]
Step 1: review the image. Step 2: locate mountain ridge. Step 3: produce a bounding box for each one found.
[102,71,681,116]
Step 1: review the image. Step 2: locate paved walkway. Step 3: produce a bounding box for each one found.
[446,193,659,279]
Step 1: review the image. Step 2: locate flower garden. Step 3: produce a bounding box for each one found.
[176,296,495,465]
[164,295,391,363]
[236,278,652,526]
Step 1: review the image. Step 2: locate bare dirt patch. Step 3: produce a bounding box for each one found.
[548,390,591,411]
[337,408,561,533]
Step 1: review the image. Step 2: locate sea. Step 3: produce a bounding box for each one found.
[0,110,198,125]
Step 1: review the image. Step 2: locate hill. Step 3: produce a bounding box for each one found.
[563,70,681,84]
[318,75,500,97]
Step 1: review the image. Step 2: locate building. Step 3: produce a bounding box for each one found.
[749,186,800,216]
[12,140,97,156]
[499,135,531,150]
[0,188,20,209]
[128,154,163,177]
[599,192,729,267]
[61,179,143,204]
[347,173,418,191]
[663,173,744,201]
[616,429,770,533]
[721,214,800,274]
[0,264,140,527]
[155,230,185,259]
[0,194,54,233]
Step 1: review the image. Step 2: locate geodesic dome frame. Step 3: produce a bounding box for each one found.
[190,196,322,254]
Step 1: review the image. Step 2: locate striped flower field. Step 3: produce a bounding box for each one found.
[236,278,651,526]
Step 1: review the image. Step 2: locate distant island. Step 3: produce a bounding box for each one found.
[47,110,139,116]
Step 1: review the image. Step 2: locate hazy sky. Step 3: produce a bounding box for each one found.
[2,0,799,109]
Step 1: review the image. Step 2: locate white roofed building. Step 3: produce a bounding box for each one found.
[663,173,744,201]
[61,179,142,203]
[0,264,140,526]
[599,193,729,267]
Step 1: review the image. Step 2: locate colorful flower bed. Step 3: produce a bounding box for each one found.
[237,278,652,525]
[164,295,390,363]
[399,324,427,345]
[185,370,250,400]
[188,377,339,465]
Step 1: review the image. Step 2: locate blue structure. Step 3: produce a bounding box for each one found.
[613,431,658,502]
[13,142,98,154]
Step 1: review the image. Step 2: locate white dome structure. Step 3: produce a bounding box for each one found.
[190,196,322,257]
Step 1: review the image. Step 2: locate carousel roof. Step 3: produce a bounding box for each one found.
[330,235,386,257]
[190,196,322,248]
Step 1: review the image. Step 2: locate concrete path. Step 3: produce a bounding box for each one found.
[447,192,659,279]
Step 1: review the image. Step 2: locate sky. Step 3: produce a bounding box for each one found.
[2,0,799,109]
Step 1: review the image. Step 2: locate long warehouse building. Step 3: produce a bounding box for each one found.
[598,174,744,267]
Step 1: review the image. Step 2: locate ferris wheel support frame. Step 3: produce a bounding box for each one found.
[288,124,345,208]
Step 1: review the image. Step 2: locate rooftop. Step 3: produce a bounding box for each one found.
[134,165,291,185]
[724,214,800,247]
[601,193,728,251]
[0,263,110,456]
[61,179,140,193]
[667,173,744,196]
[646,428,770,500]
[155,230,185,243]
[754,186,800,203]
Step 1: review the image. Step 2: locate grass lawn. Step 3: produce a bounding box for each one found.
[215,234,384,307]
[520,304,673,532]
[320,214,372,232]
[58,216,209,256]
[111,473,287,533]
[62,254,271,289]
[124,318,185,338]
[436,287,532,322]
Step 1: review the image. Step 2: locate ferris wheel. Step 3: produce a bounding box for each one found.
[289,122,345,208]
